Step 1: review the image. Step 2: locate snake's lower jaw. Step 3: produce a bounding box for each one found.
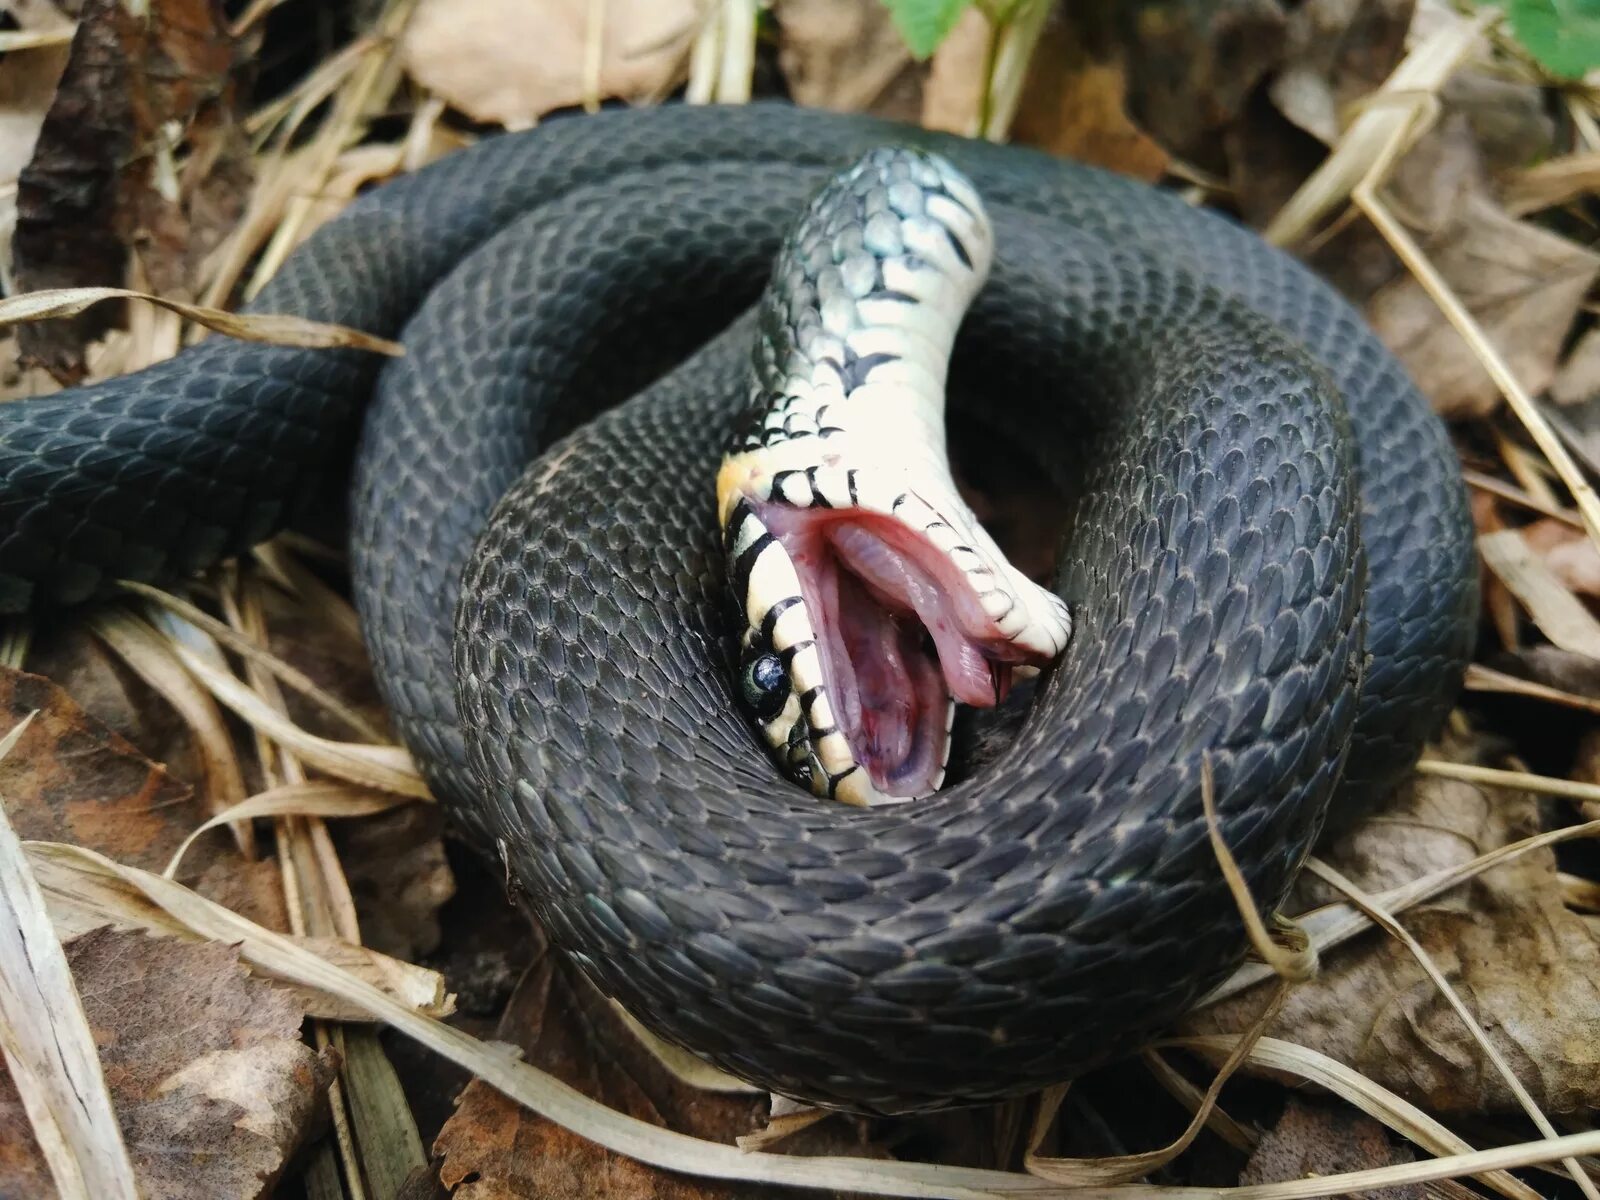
[726,485,1069,804]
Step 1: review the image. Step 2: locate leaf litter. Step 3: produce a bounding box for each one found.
[5,0,1600,1197]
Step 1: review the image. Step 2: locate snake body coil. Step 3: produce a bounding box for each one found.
[0,105,1476,1113]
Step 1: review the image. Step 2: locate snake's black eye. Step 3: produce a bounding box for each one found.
[741,651,789,722]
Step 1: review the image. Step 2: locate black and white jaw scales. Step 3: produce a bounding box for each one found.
[717,146,1073,808]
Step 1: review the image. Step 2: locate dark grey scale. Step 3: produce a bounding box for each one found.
[0,104,1476,1115]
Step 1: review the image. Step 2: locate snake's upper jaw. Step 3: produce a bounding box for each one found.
[723,479,1071,807]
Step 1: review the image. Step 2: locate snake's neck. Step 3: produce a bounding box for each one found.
[717,146,1071,807]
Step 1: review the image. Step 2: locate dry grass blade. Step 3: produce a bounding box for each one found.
[1462,468,1585,529]
[18,842,1067,1199]
[162,781,410,878]
[221,571,429,1198]
[0,28,77,51]
[1351,116,1600,553]
[1478,529,1600,657]
[1139,1051,1256,1154]
[1264,10,1493,245]
[1304,859,1600,1199]
[1463,663,1600,716]
[610,1002,762,1095]
[1416,759,1600,804]
[975,0,1052,141]
[24,841,1600,1197]
[0,715,139,1200]
[1504,151,1600,216]
[715,0,756,104]
[26,849,451,1022]
[1024,985,1288,1184]
[123,582,385,742]
[253,540,365,644]
[155,625,428,798]
[1018,761,1308,1184]
[0,287,402,355]
[1159,1036,1542,1200]
[0,620,30,670]
[1201,757,1317,982]
[246,0,421,298]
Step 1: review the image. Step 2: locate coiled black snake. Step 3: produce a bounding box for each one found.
[0,104,1477,1114]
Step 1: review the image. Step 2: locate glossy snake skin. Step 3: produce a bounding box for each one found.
[0,104,1476,1113]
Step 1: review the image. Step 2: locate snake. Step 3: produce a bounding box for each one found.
[0,103,1477,1115]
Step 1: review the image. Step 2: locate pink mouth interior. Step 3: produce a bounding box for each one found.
[756,502,1046,797]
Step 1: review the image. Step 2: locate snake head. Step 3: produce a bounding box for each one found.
[717,146,1071,807]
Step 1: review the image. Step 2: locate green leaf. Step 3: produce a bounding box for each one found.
[880,0,975,59]
[1503,0,1600,79]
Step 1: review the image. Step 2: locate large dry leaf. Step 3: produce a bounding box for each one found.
[1552,328,1600,409]
[774,0,916,116]
[0,666,217,874]
[1119,0,1287,164]
[13,0,252,380]
[402,0,698,130]
[1268,0,1415,145]
[1239,1099,1422,1199]
[1006,15,1169,183]
[1517,520,1600,601]
[0,929,332,1199]
[0,663,291,930]
[434,954,885,1199]
[921,7,1167,180]
[332,803,454,963]
[1188,742,1600,1113]
[1366,191,1600,419]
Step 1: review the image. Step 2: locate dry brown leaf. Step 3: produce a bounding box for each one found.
[1007,13,1169,182]
[774,0,916,116]
[13,0,252,380]
[0,928,333,1199]
[1442,71,1555,178]
[0,665,219,875]
[1366,192,1600,418]
[331,803,455,963]
[1239,1098,1422,1199]
[1120,0,1287,164]
[1553,329,1600,409]
[920,6,990,138]
[1268,0,1414,146]
[25,624,213,798]
[1479,528,1600,658]
[401,0,697,130]
[1188,737,1600,1113]
[0,662,297,936]
[0,2,72,188]
[434,954,884,1199]
[1519,520,1600,599]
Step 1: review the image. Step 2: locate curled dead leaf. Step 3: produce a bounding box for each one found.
[1188,734,1600,1114]
[1366,193,1600,419]
[13,0,253,380]
[0,929,332,1200]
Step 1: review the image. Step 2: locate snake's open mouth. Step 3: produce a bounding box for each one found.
[757,501,1041,798]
